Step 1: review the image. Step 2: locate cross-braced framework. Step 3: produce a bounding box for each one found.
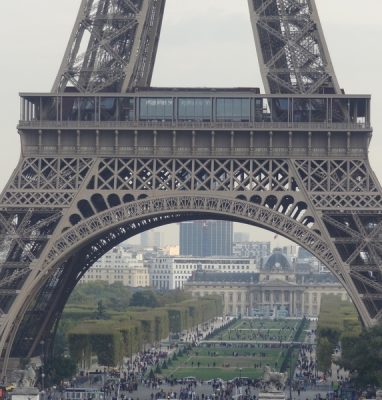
[0,0,381,378]
[248,0,340,94]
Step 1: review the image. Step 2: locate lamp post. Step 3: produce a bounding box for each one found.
[289,343,297,400]
[40,340,45,397]
[289,359,292,400]
[239,368,242,399]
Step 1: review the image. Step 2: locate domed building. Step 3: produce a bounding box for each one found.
[262,248,293,272]
[254,248,301,317]
[185,247,349,318]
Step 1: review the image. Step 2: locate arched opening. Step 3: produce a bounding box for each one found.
[8,194,367,368]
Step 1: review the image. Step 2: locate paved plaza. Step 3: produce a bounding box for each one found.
[50,318,338,400]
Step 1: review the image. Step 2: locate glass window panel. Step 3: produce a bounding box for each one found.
[62,97,79,121]
[40,97,59,121]
[216,98,250,121]
[140,98,173,120]
[79,97,95,121]
[293,98,310,122]
[271,98,289,122]
[178,98,212,120]
[332,98,349,123]
[254,98,271,122]
[119,98,135,121]
[310,98,327,122]
[100,97,117,121]
[349,98,367,125]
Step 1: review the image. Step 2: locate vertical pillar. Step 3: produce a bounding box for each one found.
[192,130,196,155]
[211,131,215,156]
[308,131,312,155]
[250,131,254,155]
[57,130,61,154]
[38,130,42,154]
[347,131,351,155]
[134,130,138,155]
[288,131,293,154]
[327,131,331,155]
[172,130,176,155]
[269,131,273,155]
[115,130,119,154]
[153,130,157,156]
[231,131,235,155]
[96,130,100,155]
[76,130,80,153]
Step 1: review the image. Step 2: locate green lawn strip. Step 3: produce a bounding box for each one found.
[184,356,261,368]
[195,348,282,357]
[165,319,304,380]
[164,367,263,381]
[167,352,283,373]
[232,320,299,330]
[218,332,293,341]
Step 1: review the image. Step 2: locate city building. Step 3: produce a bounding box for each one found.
[81,247,150,287]
[184,248,348,318]
[162,245,180,256]
[233,232,250,242]
[179,220,233,257]
[141,230,161,248]
[232,241,271,266]
[148,256,256,290]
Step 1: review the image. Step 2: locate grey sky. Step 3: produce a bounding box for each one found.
[0,1,381,246]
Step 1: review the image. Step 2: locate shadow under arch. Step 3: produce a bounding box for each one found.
[8,194,358,364]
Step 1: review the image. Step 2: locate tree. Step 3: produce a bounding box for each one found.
[316,337,333,372]
[44,356,77,386]
[129,290,159,308]
[95,300,108,319]
[340,325,382,388]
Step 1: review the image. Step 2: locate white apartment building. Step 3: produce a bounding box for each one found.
[81,247,150,287]
[148,256,257,290]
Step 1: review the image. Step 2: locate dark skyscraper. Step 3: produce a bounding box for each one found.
[180,220,233,257]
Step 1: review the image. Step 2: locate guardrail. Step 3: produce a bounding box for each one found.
[18,120,370,131]
[23,145,367,157]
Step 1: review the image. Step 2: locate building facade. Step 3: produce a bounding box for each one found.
[148,256,257,290]
[232,241,271,266]
[180,220,233,257]
[80,246,150,287]
[141,230,161,248]
[184,249,348,318]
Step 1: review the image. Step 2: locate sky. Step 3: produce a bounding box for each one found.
[0,0,381,247]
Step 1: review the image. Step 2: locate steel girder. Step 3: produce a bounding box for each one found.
[53,0,339,95]
[52,0,166,93]
[1,149,382,376]
[1,0,382,380]
[248,0,341,94]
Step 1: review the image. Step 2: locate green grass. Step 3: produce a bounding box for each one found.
[164,367,263,381]
[209,319,300,342]
[161,318,307,381]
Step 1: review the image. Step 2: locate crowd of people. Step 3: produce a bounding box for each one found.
[125,349,169,375]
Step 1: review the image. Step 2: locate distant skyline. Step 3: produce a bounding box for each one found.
[1,1,381,247]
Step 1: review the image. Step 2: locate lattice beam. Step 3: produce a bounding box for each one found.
[53,0,166,93]
[248,0,340,94]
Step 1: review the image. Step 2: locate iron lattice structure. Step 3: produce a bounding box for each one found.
[0,0,381,377]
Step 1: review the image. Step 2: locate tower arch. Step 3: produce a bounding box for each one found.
[1,0,381,379]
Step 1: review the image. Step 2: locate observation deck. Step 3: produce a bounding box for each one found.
[18,88,371,158]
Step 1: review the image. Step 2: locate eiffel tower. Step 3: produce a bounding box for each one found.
[0,0,381,376]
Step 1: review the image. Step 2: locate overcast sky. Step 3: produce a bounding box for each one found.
[0,1,381,247]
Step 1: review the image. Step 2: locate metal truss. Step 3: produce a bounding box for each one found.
[52,0,166,93]
[88,158,297,192]
[1,148,382,370]
[248,0,341,94]
[2,0,382,381]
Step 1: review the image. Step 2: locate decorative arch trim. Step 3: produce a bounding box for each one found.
[43,195,340,274]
